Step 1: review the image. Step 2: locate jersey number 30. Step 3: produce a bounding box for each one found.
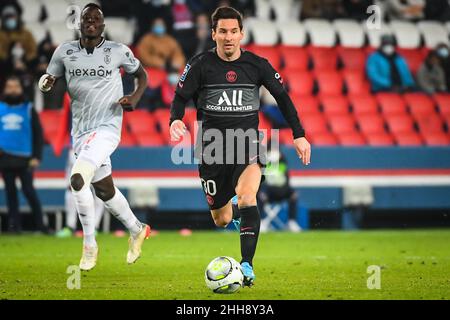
[201,179,217,196]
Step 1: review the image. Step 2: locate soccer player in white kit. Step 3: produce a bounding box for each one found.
[39,3,150,271]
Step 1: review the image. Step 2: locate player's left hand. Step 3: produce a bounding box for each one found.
[293,137,311,166]
[29,158,40,168]
[118,95,138,112]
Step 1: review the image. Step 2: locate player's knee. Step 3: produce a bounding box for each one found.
[237,193,257,207]
[94,185,115,201]
[70,160,95,192]
[213,216,230,228]
[70,173,85,191]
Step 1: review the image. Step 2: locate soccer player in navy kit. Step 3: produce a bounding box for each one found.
[170,6,311,286]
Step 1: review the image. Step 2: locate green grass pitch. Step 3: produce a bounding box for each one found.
[0,230,449,300]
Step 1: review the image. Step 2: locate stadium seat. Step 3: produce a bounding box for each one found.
[120,123,137,147]
[433,94,450,117]
[320,95,350,116]
[272,0,300,21]
[27,22,49,45]
[303,19,337,47]
[183,107,198,136]
[245,18,279,46]
[342,71,371,95]
[393,132,423,146]
[349,94,379,115]
[396,48,425,75]
[145,68,168,89]
[283,70,314,95]
[104,17,134,45]
[417,21,449,49]
[301,114,329,135]
[279,46,309,71]
[327,114,357,134]
[364,132,395,146]
[308,46,338,71]
[444,115,450,131]
[154,109,171,143]
[290,95,320,116]
[135,132,166,147]
[315,71,344,95]
[362,21,392,48]
[254,0,272,19]
[277,21,307,46]
[389,20,421,49]
[416,114,445,134]
[19,0,41,23]
[43,0,72,22]
[376,93,407,115]
[356,114,386,135]
[403,93,436,119]
[385,114,415,134]
[126,110,158,135]
[278,128,293,145]
[309,132,338,146]
[249,45,281,71]
[337,47,367,71]
[39,110,61,144]
[422,132,450,146]
[333,19,365,48]
[336,132,366,146]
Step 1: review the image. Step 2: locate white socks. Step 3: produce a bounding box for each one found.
[104,187,142,238]
[73,186,97,247]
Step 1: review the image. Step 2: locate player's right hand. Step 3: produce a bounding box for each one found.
[38,74,55,92]
[170,120,187,141]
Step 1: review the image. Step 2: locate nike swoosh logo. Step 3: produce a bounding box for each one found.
[249,155,258,162]
[241,227,253,231]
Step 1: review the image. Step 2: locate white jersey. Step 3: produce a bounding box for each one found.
[47,38,140,138]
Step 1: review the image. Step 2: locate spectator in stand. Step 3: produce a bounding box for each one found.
[184,13,215,59]
[385,0,425,21]
[0,5,37,96]
[435,43,450,91]
[417,50,447,94]
[131,0,173,44]
[301,0,346,20]
[0,76,46,234]
[342,0,373,20]
[171,0,196,59]
[424,0,450,21]
[160,67,181,109]
[136,17,186,71]
[366,35,415,93]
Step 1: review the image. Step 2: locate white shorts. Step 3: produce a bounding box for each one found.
[72,129,120,183]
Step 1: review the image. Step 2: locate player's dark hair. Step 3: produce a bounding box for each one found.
[211,6,243,31]
[2,75,23,93]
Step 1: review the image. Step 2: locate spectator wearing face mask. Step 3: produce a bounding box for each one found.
[0,5,37,80]
[366,35,415,93]
[417,50,447,94]
[0,76,46,234]
[435,43,450,90]
[136,17,186,71]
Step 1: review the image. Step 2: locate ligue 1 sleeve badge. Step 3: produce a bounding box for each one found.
[226,70,237,83]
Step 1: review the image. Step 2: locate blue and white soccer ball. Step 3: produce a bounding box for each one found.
[205,256,244,294]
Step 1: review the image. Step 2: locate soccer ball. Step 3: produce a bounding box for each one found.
[204,256,243,294]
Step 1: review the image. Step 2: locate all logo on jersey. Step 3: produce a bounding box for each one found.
[226,70,237,83]
[218,90,243,106]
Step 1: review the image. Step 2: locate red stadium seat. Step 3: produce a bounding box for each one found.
[119,128,137,147]
[284,70,314,95]
[327,114,357,134]
[291,95,320,116]
[278,128,293,145]
[126,109,158,134]
[364,132,395,146]
[320,95,350,116]
[315,71,344,95]
[403,93,436,119]
[154,109,171,143]
[249,45,281,71]
[302,114,329,135]
[433,94,450,117]
[146,68,168,89]
[356,114,386,134]
[393,132,423,146]
[336,132,366,146]
[309,132,338,146]
[376,93,407,115]
[337,47,367,71]
[422,132,450,146]
[396,48,425,75]
[416,114,445,134]
[279,46,309,71]
[342,70,371,95]
[39,110,61,144]
[349,94,379,115]
[307,46,338,71]
[135,132,166,147]
[385,114,415,134]
[183,107,198,133]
